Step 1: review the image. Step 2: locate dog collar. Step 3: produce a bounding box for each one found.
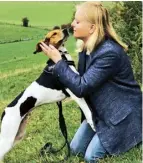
[61,54,75,67]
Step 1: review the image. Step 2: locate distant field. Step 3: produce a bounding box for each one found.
[0,37,76,73]
[0,2,141,163]
[0,1,113,27]
[0,2,76,27]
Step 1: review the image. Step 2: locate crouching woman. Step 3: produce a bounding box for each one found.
[40,2,142,163]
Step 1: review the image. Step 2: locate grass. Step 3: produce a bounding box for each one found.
[0,23,46,43]
[0,2,142,163]
[0,33,76,74]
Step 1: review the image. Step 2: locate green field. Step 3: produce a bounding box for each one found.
[0,2,142,163]
[0,2,77,27]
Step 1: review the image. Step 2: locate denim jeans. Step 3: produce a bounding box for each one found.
[70,120,107,163]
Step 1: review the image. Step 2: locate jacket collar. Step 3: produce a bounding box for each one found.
[77,38,111,75]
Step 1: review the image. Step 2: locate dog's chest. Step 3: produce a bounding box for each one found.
[36,65,60,89]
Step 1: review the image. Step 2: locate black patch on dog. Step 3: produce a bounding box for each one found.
[8,91,24,107]
[20,97,37,117]
[36,59,70,97]
[1,111,5,121]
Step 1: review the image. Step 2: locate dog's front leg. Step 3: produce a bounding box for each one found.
[67,66,95,131]
[0,80,66,160]
[0,82,37,160]
[0,105,22,160]
[66,89,95,131]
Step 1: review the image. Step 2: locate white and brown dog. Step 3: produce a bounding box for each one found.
[0,28,95,161]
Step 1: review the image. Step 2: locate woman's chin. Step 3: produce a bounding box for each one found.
[73,33,77,38]
[74,35,81,40]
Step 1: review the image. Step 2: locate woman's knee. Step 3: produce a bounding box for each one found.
[84,134,107,162]
[70,141,84,155]
[84,150,98,163]
[70,120,94,155]
[84,153,93,162]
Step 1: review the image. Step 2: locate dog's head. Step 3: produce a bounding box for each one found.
[33,27,69,54]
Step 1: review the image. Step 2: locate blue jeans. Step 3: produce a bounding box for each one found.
[70,120,107,163]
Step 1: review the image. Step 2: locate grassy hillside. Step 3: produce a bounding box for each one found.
[0,2,141,163]
[0,1,113,27]
[0,2,75,27]
[0,23,46,43]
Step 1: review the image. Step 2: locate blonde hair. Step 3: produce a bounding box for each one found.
[75,2,128,54]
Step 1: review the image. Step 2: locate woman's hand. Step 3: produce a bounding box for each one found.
[40,42,62,63]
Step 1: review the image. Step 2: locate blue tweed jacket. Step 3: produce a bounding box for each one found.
[53,38,142,155]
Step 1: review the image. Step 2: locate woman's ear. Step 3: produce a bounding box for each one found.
[89,24,96,34]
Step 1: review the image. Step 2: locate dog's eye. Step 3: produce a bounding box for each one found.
[53,32,57,36]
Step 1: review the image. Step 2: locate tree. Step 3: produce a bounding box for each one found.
[22,17,29,27]
[110,2,142,84]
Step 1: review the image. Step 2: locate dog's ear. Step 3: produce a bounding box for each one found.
[61,23,73,34]
[53,26,60,30]
[61,24,70,29]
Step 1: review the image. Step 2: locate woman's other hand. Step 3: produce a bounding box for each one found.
[40,42,62,63]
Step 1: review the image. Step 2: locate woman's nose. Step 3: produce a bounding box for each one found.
[71,20,75,28]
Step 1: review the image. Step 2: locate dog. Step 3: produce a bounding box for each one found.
[0,27,95,161]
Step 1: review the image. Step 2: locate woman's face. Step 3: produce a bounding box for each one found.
[71,10,93,43]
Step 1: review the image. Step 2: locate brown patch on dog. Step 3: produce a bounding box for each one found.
[14,114,29,145]
[33,28,66,54]
[46,29,64,47]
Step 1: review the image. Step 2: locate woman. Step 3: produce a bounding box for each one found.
[40,2,142,163]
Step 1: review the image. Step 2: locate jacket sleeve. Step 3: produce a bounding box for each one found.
[53,52,120,98]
